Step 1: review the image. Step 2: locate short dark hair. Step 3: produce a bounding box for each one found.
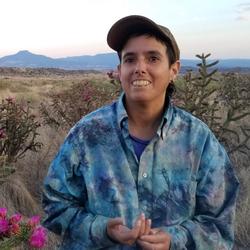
[118,31,176,97]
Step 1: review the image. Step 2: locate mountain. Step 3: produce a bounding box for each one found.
[0,50,250,71]
[0,50,119,70]
[0,50,56,68]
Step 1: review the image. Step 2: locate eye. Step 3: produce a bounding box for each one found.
[149,56,159,63]
[123,57,135,63]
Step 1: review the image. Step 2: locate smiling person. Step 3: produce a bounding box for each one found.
[42,15,239,249]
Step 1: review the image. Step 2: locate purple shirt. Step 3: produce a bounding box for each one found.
[129,134,150,160]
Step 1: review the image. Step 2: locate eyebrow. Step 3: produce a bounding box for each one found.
[122,50,163,60]
[122,52,135,60]
[147,50,163,58]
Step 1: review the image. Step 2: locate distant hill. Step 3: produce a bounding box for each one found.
[0,50,250,72]
[0,50,119,70]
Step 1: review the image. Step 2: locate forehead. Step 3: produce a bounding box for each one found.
[121,35,167,55]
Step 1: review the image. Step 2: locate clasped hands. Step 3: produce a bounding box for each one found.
[107,213,171,250]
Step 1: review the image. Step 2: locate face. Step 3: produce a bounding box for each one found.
[118,35,180,107]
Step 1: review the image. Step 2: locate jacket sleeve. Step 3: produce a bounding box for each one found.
[42,134,116,249]
[163,132,240,249]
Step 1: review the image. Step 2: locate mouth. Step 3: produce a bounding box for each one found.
[132,80,151,87]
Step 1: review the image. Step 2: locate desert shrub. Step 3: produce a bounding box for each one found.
[217,72,250,154]
[40,80,120,130]
[174,53,250,156]
[0,97,42,183]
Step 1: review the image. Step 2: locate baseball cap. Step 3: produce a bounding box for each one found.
[107,15,180,61]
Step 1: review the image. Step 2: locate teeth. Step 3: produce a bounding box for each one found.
[132,80,150,86]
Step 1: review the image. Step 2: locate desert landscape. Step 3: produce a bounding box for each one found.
[0,57,249,249]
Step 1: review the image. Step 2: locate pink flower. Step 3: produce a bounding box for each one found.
[27,215,40,228]
[5,96,15,103]
[0,207,7,219]
[9,223,21,235]
[29,226,47,248]
[82,88,93,102]
[9,213,22,224]
[0,128,6,139]
[0,218,9,234]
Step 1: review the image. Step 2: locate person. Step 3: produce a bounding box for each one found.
[42,15,239,249]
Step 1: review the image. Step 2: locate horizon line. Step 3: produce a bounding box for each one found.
[0,50,250,61]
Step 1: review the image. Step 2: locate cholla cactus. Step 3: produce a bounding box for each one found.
[175,53,220,126]
[174,53,250,155]
[0,208,47,249]
[217,72,250,154]
[0,97,42,180]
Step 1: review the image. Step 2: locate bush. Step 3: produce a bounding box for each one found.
[40,80,120,130]
[0,97,42,182]
[174,53,250,156]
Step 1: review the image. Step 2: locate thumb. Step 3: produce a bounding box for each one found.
[149,228,161,235]
[107,217,124,228]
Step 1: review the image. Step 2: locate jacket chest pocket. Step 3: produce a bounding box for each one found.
[152,168,196,226]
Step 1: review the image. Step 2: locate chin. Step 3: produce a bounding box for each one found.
[129,95,153,103]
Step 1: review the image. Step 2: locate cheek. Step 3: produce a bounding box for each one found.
[154,68,171,81]
[119,75,126,86]
[119,68,130,82]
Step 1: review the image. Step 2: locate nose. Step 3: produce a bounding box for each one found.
[134,59,146,75]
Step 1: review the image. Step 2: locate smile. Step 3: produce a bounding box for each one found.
[132,80,151,87]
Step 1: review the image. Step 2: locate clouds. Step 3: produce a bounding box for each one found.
[236,2,250,21]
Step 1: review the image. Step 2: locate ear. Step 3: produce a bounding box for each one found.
[170,60,180,81]
[117,64,121,79]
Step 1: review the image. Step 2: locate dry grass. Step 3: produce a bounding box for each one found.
[0,175,39,216]
[16,126,66,200]
[0,71,107,105]
[232,149,250,248]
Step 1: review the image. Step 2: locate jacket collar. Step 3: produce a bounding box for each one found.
[116,93,174,139]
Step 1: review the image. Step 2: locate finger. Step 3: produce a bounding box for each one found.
[131,218,142,235]
[120,218,141,242]
[144,219,151,235]
[113,220,142,243]
[149,228,161,235]
[138,213,146,236]
[140,230,170,244]
[137,239,155,250]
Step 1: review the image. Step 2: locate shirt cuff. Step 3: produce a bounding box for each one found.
[91,215,118,248]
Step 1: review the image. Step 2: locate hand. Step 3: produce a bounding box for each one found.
[107,216,141,245]
[107,213,151,246]
[137,228,171,250]
[138,213,152,237]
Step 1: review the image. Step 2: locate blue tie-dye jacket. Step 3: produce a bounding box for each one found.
[42,94,239,250]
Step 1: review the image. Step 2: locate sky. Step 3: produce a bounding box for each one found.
[0,0,250,59]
